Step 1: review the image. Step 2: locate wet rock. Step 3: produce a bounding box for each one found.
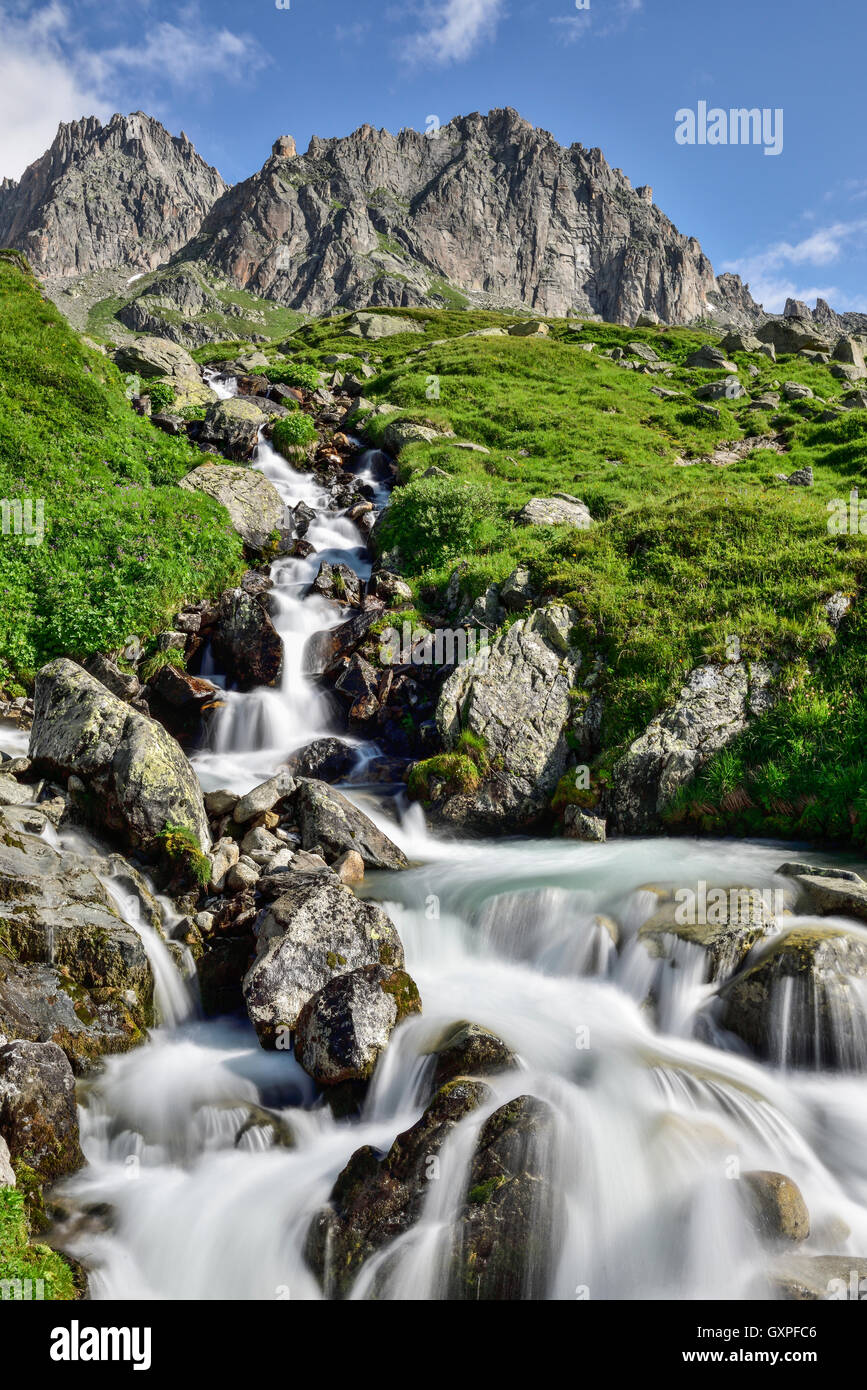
[309,561,362,607]
[638,887,782,980]
[293,779,407,870]
[791,873,867,923]
[718,925,867,1069]
[233,770,296,825]
[610,662,777,834]
[179,464,284,551]
[285,739,356,783]
[198,396,268,461]
[741,1171,810,1248]
[243,876,406,1044]
[29,658,210,853]
[212,589,283,690]
[563,807,606,842]
[0,1040,83,1180]
[148,665,219,710]
[334,654,380,721]
[306,1076,491,1296]
[769,1255,867,1301]
[517,494,592,528]
[449,1095,561,1300]
[426,1020,517,1093]
[295,964,421,1086]
[303,603,385,679]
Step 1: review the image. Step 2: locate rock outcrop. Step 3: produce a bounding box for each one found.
[610,662,777,833]
[178,108,757,325]
[0,113,226,277]
[179,465,285,551]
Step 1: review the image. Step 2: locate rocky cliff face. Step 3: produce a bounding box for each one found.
[0,112,226,278]
[179,108,757,325]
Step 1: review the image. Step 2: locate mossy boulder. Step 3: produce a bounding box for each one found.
[180,464,284,552]
[29,659,210,854]
[0,1040,83,1182]
[199,396,268,460]
[719,925,867,1069]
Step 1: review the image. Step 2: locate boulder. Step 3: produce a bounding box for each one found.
[757,319,829,355]
[148,665,219,711]
[793,873,867,923]
[741,1171,810,1248]
[610,662,777,833]
[29,659,210,852]
[199,397,268,461]
[499,566,536,611]
[179,465,284,551]
[720,332,763,354]
[345,313,425,340]
[293,780,408,870]
[508,321,550,337]
[212,589,283,689]
[233,770,296,825]
[449,1095,561,1300]
[517,494,592,528]
[284,739,357,783]
[435,604,582,827]
[686,345,738,371]
[295,964,422,1085]
[309,561,363,607]
[303,603,384,679]
[306,1076,491,1296]
[425,1020,517,1093]
[114,336,200,381]
[242,876,406,1044]
[718,925,867,1069]
[84,653,142,704]
[695,377,745,400]
[0,1040,83,1180]
[637,887,782,980]
[382,420,442,454]
[563,807,607,842]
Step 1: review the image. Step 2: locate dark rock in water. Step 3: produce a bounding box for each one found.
[718,925,867,1069]
[148,664,219,710]
[29,658,210,853]
[448,1095,561,1300]
[198,396,267,461]
[303,603,385,679]
[292,501,316,538]
[285,739,356,783]
[306,1076,491,1297]
[0,1039,84,1180]
[294,963,421,1086]
[334,654,380,722]
[425,1020,517,1094]
[212,588,283,690]
[309,561,363,607]
[740,1171,810,1249]
[242,875,406,1045]
[293,779,408,870]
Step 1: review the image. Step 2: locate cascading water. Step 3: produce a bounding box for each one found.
[31,372,867,1300]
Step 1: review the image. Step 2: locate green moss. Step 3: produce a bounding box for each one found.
[271,412,317,455]
[158,823,210,888]
[407,754,482,803]
[0,1187,79,1300]
[468,1174,508,1205]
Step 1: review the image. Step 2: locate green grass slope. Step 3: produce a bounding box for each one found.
[0,253,244,692]
[280,306,867,846]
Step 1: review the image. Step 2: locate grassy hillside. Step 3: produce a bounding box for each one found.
[278,306,867,845]
[0,253,244,693]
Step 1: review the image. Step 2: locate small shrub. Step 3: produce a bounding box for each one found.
[379,475,495,571]
[140,647,185,684]
[266,362,320,391]
[146,380,175,413]
[271,412,318,454]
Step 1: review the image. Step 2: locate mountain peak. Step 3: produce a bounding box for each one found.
[0,114,226,278]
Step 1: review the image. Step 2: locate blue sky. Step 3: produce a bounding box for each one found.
[2,0,865,312]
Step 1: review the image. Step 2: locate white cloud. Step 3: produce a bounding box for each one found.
[723,217,867,310]
[551,0,643,43]
[0,2,268,183]
[402,0,506,66]
[0,3,107,180]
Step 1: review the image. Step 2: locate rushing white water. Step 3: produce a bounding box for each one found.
[39,375,867,1300]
